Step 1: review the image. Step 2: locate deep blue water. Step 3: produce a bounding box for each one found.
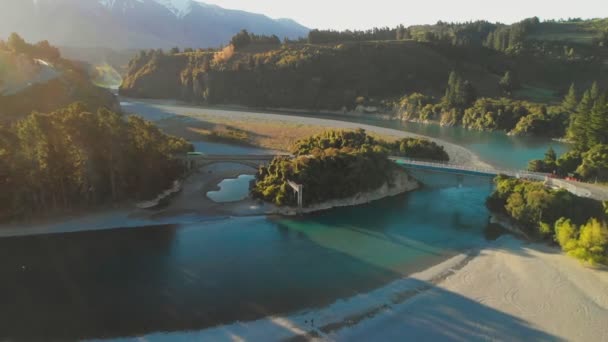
[0,171,494,340]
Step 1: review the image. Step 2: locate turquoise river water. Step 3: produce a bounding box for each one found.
[0,109,566,340]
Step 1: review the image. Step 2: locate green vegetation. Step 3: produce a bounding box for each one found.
[251,129,447,206]
[120,17,608,114]
[487,176,607,265]
[461,98,533,132]
[230,30,281,50]
[119,17,608,139]
[528,83,608,180]
[555,218,608,265]
[0,103,193,221]
[398,75,567,137]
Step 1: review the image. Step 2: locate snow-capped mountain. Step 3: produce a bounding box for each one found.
[100,0,194,18]
[0,0,309,49]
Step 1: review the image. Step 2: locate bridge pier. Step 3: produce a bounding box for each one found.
[287,180,303,213]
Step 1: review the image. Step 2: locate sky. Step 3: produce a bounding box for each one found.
[200,0,607,30]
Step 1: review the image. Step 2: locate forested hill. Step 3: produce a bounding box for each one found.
[0,34,119,122]
[120,18,608,111]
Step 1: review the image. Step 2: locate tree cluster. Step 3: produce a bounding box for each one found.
[1,32,61,61]
[252,129,448,206]
[0,103,192,221]
[439,71,477,125]
[307,27,397,44]
[528,82,608,181]
[487,175,607,265]
[567,82,608,150]
[230,30,281,50]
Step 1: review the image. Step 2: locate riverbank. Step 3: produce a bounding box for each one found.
[122,98,492,169]
[268,169,419,216]
[111,235,608,341]
[153,162,268,218]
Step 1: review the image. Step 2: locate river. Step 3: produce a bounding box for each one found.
[0,102,565,340]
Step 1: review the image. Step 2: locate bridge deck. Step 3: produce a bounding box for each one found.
[390,157,608,200]
[389,157,548,181]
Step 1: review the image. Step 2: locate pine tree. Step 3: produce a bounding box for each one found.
[570,90,593,149]
[462,80,477,107]
[544,147,557,164]
[588,94,608,146]
[590,82,600,101]
[562,83,578,113]
[499,71,518,96]
[443,71,459,108]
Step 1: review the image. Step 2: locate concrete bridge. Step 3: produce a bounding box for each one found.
[175,154,607,201]
[179,153,293,170]
[389,157,548,180]
[390,157,608,201]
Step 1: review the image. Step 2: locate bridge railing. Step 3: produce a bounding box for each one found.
[389,156,549,181]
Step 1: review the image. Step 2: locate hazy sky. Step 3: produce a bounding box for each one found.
[201,0,607,30]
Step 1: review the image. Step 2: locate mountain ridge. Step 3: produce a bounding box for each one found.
[0,0,309,49]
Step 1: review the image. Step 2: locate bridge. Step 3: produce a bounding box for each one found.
[177,152,304,210]
[389,157,548,180]
[178,153,293,170]
[390,157,608,200]
[174,153,607,201]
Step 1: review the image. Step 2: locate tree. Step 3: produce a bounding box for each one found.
[590,82,601,101]
[1,104,192,220]
[544,147,557,170]
[442,71,475,109]
[528,159,546,172]
[588,95,608,146]
[576,144,608,182]
[556,150,582,175]
[499,71,520,96]
[170,47,180,54]
[558,218,608,265]
[231,29,252,49]
[555,218,579,252]
[573,219,608,265]
[562,83,578,113]
[7,32,27,54]
[462,80,477,107]
[569,90,594,149]
[33,40,60,60]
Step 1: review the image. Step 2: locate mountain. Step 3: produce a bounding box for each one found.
[0,35,119,121]
[0,0,309,49]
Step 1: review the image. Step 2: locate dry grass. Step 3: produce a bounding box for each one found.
[157,113,397,151]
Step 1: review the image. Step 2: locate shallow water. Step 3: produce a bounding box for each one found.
[207,174,255,203]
